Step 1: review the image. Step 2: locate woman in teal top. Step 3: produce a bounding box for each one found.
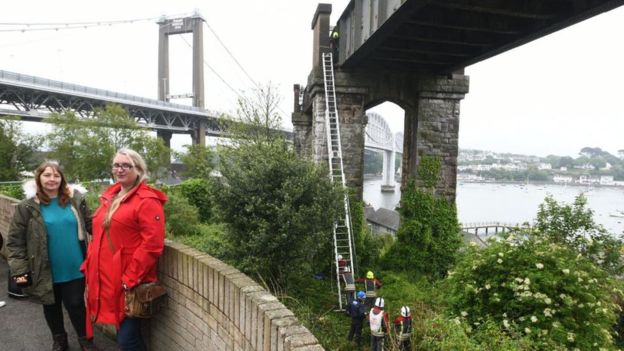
[7,161,98,351]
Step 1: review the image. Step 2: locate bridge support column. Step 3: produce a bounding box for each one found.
[401,74,469,202]
[381,149,395,192]
[191,122,206,146]
[307,84,367,200]
[156,130,172,148]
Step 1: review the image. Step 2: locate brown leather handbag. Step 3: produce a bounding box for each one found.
[124,282,167,318]
[104,227,167,319]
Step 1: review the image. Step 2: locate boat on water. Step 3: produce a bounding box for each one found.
[609,210,624,218]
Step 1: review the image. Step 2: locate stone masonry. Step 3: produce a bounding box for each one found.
[292,4,469,202]
[0,195,323,351]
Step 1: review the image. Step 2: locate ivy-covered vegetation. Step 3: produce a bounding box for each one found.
[382,156,462,279]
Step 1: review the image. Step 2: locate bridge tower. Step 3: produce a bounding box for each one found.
[157,14,206,146]
[293,4,469,202]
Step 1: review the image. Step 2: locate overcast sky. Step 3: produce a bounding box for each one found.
[1,1,623,157]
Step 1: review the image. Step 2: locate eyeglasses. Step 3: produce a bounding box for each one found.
[112,163,134,171]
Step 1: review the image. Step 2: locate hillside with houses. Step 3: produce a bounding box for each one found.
[458,147,624,186]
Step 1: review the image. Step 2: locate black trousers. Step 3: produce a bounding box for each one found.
[42,278,87,338]
[348,317,364,346]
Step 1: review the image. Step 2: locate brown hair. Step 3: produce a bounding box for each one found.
[34,161,71,206]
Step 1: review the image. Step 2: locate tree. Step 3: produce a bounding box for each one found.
[221,82,285,144]
[177,144,215,179]
[46,104,169,181]
[212,85,342,288]
[535,194,623,275]
[0,119,41,181]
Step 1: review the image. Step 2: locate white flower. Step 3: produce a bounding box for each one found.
[485,284,491,290]
[562,269,570,275]
[498,252,504,257]
[531,316,538,323]
[535,263,544,269]
[497,258,503,264]
[524,277,531,285]
[503,319,510,328]
[567,332,575,342]
[524,327,531,334]
[461,311,468,317]
[543,308,553,317]
[544,297,552,305]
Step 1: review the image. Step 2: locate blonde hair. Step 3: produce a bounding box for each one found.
[103,148,149,230]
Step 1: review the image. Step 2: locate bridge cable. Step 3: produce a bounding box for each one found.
[201,21,290,118]
[0,17,161,33]
[178,35,253,108]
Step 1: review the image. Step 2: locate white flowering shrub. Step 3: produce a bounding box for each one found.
[445,235,621,350]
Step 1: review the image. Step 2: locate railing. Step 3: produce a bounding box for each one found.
[0,69,218,116]
[461,222,532,236]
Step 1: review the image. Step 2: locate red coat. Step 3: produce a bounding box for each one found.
[82,181,166,336]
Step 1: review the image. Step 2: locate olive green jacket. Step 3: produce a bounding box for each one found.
[7,185,92,304]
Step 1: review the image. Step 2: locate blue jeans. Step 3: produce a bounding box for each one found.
[117,318,145,351]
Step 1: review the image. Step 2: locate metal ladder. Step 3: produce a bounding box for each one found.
[321,52,357,311]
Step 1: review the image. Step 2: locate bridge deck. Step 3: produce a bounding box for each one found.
[337,0,624,73]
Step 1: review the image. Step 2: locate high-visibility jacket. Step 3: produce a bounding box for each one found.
[394,315,413,340]
[369,307,388,337]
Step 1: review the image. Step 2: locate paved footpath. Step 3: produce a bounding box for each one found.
[0,257,118,351]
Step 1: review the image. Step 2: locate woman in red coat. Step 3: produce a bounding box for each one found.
[83,149,166,351]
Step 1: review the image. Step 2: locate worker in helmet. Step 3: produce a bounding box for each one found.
[347,291,367,348]
[329,30,340,59]
[394,306,413,351]
[369,297,389,351]
[356,271,382,309]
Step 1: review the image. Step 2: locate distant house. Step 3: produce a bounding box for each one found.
[538,163,552,170]
[365,206,400,235]
[553,175,573,184]
[578,175,600,185]
[600,176,615,186]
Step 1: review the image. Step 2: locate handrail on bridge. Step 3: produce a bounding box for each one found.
[0,69,217,116]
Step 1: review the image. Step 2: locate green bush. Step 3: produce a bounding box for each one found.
[163,191,201,236]
[445,234,620,350]
[416,314,531,351]
[0,184,24,199]
[179,178,213,222]
[173,223,230,260]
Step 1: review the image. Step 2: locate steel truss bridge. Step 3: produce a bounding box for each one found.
[365,112,403,190]
[0,69,223,136]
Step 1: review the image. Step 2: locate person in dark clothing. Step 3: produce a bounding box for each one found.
[7,161,97,351]
[394,306,413,351]
[347,291,367,348]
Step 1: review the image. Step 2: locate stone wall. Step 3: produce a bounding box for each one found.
[0,195,323,351]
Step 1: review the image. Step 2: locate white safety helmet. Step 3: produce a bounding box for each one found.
[374,297,384,308]
[400,306,410,317]
[337,254,343,260]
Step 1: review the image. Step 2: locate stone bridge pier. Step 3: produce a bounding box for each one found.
[292,4,469,202]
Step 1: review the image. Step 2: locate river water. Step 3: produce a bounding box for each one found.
[363,178,624,235]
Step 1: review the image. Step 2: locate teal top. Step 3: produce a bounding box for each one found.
[41,197,84,283]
